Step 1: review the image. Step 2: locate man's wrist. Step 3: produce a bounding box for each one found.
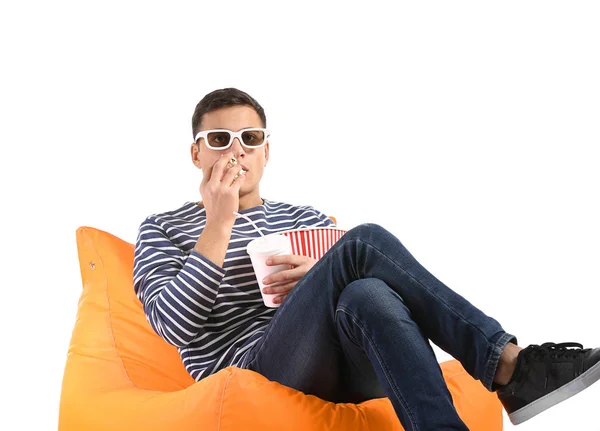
[205,220,234,236]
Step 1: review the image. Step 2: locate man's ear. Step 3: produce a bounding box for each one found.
[191,143,202,166]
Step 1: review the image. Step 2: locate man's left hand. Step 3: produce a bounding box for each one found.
[262,254,317,305]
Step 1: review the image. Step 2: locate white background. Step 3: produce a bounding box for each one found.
[1,1,599,429]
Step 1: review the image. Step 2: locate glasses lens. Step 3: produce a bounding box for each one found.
[241,130,265,147]
[207,131,232,148]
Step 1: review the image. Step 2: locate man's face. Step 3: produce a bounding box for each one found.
[191,105,269,196]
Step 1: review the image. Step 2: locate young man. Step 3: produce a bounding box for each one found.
[133,88,600,429]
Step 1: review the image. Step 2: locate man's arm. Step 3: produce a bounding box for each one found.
[133,217,233,347]
[307,205,337,228]
[193,220,234,268]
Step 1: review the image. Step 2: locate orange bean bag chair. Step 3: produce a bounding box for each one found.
[58,225,504,430]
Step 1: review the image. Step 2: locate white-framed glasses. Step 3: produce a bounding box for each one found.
[194,128,270,150]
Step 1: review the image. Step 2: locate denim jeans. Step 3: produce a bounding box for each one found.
[242,223,518,430]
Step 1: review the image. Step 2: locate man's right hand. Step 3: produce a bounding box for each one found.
[199,151,247,227]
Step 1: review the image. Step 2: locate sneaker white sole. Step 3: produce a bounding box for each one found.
[509,360,600,425]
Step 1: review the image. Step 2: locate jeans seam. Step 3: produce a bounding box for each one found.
[336,306,419,431]
[357,237,500,356]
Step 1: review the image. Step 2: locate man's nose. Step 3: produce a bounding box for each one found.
[231,138,245,157]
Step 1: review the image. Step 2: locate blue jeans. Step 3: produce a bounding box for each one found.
[243,223,517,430]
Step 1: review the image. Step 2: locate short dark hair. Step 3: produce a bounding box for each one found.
[191,88,267,138]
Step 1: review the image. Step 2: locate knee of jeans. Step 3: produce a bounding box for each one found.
[347,223,389,242]
[337,278,396,315]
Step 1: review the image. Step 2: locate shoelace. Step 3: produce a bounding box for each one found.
[523,342,591,388]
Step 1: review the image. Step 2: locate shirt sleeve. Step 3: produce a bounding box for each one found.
[307,206,337,228]
[133,216,226,347]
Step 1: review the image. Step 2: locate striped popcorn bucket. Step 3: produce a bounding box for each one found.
[279,227,348,261]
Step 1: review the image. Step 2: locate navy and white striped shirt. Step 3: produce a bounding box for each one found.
[133,198,336,381]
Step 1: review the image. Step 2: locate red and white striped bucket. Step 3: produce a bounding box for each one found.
[279,227,348,260]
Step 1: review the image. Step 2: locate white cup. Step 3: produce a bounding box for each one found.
[247,234,293,308]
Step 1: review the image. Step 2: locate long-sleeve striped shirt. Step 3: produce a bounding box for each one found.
[133,198,336,381]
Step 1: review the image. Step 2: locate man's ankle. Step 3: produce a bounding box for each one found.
[494,342,523,386]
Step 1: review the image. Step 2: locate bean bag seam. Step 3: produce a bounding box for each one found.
[444,371,467,380]
[217,369,233,431]
[82,226,140,391]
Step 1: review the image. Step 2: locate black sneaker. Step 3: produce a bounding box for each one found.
[497,342,600,425]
